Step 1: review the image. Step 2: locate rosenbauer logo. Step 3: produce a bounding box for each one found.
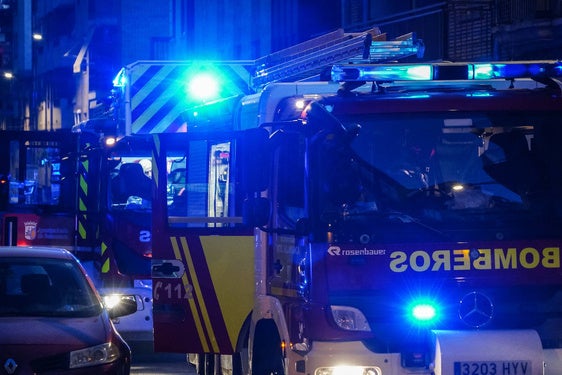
[328,246,386,256]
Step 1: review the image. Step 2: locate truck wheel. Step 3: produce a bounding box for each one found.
[197,353,217,375]
[251,319,284,375]
[232,352,243,375]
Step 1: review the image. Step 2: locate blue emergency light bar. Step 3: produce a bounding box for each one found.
[113,68,127,87]
[331,61,562,82]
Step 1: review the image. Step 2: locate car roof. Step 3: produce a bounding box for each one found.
[0,246,76,260]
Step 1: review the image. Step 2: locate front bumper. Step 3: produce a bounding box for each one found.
[289,330,551,375]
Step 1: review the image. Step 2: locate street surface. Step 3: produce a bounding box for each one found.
[129,341,196,374]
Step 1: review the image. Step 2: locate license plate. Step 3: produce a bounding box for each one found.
[454,361,531,375]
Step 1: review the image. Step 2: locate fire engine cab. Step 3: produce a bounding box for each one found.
[151,59,562,375]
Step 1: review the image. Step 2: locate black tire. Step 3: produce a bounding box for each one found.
[232,352,243,375]
[251,319,284,375]
[197,353,215,375]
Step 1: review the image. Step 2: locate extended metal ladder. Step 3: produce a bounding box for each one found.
[251,27,424,90]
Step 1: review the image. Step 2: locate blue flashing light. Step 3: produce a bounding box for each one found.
[187,72,220,102]
[407,300,439,325]
[412,304,436,321]
[332,64,432,82]
[112,68,127,87]
[466,92,492,97]
[472,63,550,79]
[331,61,562,82]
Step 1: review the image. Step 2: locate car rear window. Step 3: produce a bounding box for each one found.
[0,257,102,317]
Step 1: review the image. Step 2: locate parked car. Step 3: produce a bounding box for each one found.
[0,246,136,374]
[99,280,154,343]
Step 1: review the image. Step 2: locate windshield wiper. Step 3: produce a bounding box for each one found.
[387,211,448,237]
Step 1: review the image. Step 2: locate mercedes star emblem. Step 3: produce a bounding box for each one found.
[458,291,494,328]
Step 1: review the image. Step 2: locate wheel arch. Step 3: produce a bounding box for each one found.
[248,295,290,375]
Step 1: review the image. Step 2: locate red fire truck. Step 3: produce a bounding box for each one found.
[0,27,382,343]
[150,60,562,375]
[108,28,416,344]
[0,130,100,252]
[0,128,156,340]
[0,54,256,342]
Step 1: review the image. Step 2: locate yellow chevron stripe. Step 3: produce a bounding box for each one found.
[80,160,88,194]
[78,218,86,240]
[179,237,219,352]
[79,197,86,211]
[79,161,88,242]
[80,175,87,195]
[101,242,109,273]
[101,258,110,273]
[170,237,211,352]
[200,236,254,350]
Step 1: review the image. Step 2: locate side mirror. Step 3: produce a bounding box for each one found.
[238,128,270,194]
[104,294,138,319]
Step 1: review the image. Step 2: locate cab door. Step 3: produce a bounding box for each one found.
[151,131,257,354]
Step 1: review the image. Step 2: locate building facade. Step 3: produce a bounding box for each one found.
[0,0,560,132]
[0,0,340,132]
[341,0,562,61]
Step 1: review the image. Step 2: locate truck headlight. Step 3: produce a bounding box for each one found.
[330,305,371,331]
[316,365,381,375]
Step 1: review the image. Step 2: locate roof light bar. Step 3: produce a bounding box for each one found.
[112,68,127,87]
[331,61,562,82]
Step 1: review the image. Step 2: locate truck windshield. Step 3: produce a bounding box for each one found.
[110,157,152,210]
[323,110,562,236]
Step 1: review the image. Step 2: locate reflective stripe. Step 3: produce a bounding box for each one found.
[78,160,88,241]
[169,235,254,353]
[101,258,110,274]
[171,236,213,352]
[128,63,253,134]
[101,242,110,273]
